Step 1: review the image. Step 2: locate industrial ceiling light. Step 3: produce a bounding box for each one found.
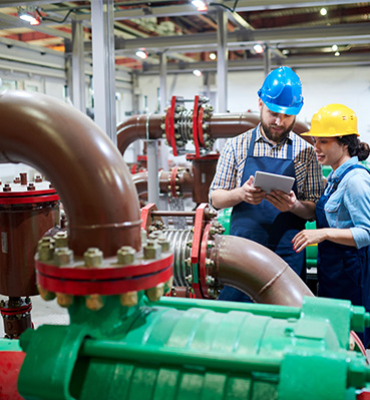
[335,51,340,56]
[332,44,338,51]
[320,8,328,16]
[193,69,203,77]
[191,0,208,12]
[282,49,289,55]
[18,6,41,26]
[209,52,217,60]
[253,44,264,54]
[135,49,148,60]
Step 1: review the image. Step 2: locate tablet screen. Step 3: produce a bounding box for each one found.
[254,171,295,194]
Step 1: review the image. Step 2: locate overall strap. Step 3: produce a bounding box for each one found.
[247,126,259,157]
[329,164,369,195]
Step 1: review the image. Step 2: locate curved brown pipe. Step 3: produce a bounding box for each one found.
[0,91,141,256]
[210,235,313,306]
[117,114,164,156]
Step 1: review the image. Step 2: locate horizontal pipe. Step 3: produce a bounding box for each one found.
[81,339,281,374]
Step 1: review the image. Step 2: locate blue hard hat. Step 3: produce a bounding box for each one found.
[257,66,304,115]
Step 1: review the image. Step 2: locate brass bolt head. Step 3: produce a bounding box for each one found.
[56,293,74,308]
[84,247,103,267]
[120,291,138,307]
[157,237,170,252]
[53,231,68,248]
[117,246,136,265]
[86,294,104,311]
[144,240,162,260]
[163,276,174,294]
[37,285,56,301]
[54,248,73,266]
[38,242,55,262]
[145,283,164,302]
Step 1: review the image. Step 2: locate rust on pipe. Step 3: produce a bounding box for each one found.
[210,235,313,307]
[0,91,141,256]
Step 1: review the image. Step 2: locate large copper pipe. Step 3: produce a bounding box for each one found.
[210,235,313,306]
[0,91,141,256]
[117,112,311,155]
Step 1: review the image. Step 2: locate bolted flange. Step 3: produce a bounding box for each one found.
[53,231,68,248]
[145,283,164,302]
[86,294,104,311]
[56,293,73,308]
[120,291,138,307]
[144,240,162,260]
[37,284,56,301]
[54,248,73,267]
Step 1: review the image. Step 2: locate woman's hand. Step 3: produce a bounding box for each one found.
[292,229,328,253]
[266,190,297,212]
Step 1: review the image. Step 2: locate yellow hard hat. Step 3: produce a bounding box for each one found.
[301,103,359,137]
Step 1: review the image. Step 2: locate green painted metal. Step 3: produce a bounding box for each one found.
[0,337,22,351]
[17,295,370,400]
[217,207,232,235]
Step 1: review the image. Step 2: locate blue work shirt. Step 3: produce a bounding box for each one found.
[324,156,370,249]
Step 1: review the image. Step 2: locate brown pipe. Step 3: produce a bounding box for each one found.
[210,235,313,306]
[0,91,141,256]
[117,112,312,156]
[117,114,164,156]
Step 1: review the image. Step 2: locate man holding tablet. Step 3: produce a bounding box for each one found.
[209,66,325,302]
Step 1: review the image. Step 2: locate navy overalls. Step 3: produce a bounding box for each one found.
[219,126,306,302]
[316,164,370,348]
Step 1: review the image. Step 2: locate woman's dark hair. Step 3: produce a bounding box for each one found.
[337,134,370,161]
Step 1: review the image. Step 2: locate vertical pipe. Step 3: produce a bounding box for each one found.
[147,140,160,205]
[216,9,228,151]
[91,0,117,145]
[159,53,169,172]
[264,43,271,77]
[71,20,86,113]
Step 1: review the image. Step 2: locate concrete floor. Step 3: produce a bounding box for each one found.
[0,294,69,337]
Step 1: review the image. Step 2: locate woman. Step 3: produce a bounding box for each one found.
[292,103,370,347]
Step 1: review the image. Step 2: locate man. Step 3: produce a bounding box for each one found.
[209,66,325,302]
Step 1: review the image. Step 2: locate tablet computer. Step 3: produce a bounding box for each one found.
[254,171,295,194]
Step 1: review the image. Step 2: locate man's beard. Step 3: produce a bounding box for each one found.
[261,118,296,143]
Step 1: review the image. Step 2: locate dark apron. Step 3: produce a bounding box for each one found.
[316,164,370,348]
[219,126,306,302]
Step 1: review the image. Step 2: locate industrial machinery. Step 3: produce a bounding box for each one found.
[0,173,59,338]
[1,91,370,400]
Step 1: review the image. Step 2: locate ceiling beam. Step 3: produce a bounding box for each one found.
[141,52,370,74]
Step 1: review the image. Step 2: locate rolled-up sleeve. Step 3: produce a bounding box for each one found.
[209,139,238,203]
[301,147,325,203]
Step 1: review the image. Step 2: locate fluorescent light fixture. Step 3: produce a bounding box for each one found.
[136,49,148,60]
[209,52,217,60]
[320,8,327,16]
[191,0,208,11]
[253,44,264,54]
[332,44,338,51]
[193,69,203,77]
[18,7,41,25]
[335,51,340,56]
[282,49,289,55]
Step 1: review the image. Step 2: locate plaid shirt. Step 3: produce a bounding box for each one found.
[210,125,325,203]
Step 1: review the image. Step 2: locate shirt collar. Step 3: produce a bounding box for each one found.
[255,123,293,146]
[329,156,359,182]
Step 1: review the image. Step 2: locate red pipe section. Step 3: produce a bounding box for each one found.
[0,91,141,256]
[210,235,313,306]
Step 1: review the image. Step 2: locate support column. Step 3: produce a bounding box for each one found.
[91,0,117,145]
[71,20,86,113]
[264,43,271,77]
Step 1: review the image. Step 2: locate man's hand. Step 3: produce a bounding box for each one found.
[292,229,328,252]
[240,175,266,205]
[266,189,297,212]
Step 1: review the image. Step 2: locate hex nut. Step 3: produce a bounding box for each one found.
[84,248,103,267]
[117,246,136,265]
[145,283,164,302]
[86,294,104,311]
[53,231,68,248]
[144,240,162,260]
[157,237,170,252]
[120,291,138,307]
[37,285,56,301]
[56,293,74,308]
[141,228,148,246]
[54,248,73,266]
[38,242,55,262]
